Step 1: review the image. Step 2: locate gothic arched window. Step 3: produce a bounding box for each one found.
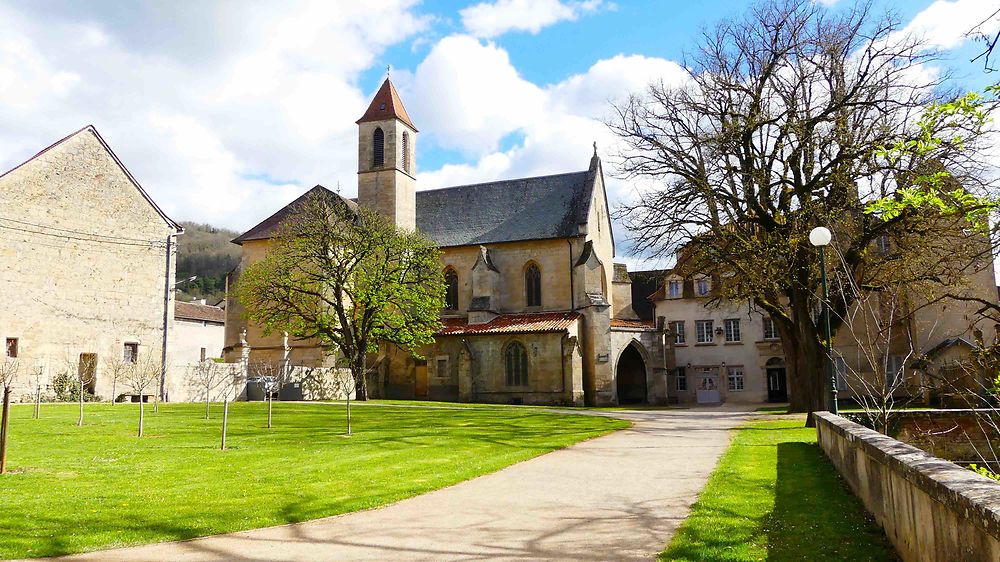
[525,263,541,307]
[505,341,528,387]
[402,131,410,173]
[373,127,385,167]
[444,268,459,310]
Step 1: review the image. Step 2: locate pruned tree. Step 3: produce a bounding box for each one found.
[68,353,98,427]
[236,191,445,428]
[103,354,132,406]
[121,353,162,437]
[330,365,358,436]
[0,357,19,474]
[610,0,1000,422]
[250,360,283,429]
[188,360,230,420]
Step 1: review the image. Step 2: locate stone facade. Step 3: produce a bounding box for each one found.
[0,126,181,402]
[226,79,668,406]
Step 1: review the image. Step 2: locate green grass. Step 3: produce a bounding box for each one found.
[0,401,627,559]
[660,417,897,561]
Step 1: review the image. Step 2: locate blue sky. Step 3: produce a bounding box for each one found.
[0,0,997,268]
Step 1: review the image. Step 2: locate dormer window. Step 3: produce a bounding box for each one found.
[696,277,711,296]
[667,280,682,299]
[379,102,386,110]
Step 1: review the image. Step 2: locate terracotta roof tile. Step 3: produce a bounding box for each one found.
[356,78,417,131]
[437,311,580,336]
[175,301,225,324]
[611,318,655,329]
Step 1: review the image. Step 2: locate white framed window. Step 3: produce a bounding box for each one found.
[885,355,904,387]
[724,319,741,342]
[696,277,711,296]
[696,320,714,344]
[727,367,745,391]
[763,317,779,341]
[675,367,687,391]
[669,321,686,344]
[876,235,890,255]
[668,280,682,298]
[835,356,848,391]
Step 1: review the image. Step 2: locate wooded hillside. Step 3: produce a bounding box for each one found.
[175,222,241,304]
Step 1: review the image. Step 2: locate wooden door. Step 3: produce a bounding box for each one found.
[767,368,788,402]
[414,364,428,398]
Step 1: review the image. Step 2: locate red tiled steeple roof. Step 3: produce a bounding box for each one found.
[356,78,418,131]
[437,311,580,336]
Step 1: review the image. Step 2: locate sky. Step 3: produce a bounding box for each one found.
[1,0,999,270]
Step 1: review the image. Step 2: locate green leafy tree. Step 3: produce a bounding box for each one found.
[236,191,445,417]
[610,0,999,422]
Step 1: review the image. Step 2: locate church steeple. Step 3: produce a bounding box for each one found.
[356,76,417,230]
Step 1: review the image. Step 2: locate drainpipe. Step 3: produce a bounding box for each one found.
[160,231,180,402]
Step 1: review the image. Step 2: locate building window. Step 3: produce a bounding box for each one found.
[525,263,541,307]
[875,235,890,255]
[727,367,745,391]
[696,320,714,344]
[200,347,207,362]
[123,342,139,364]
[835,356,848,391]
[505,342,528,387]
[763,317,779,341]
[886,355,904,387]
[724,319,741,342]
[401,131,410,173]
[444,268,459,310]
[696,278,710,296]
[437,357,449,378]
[669,321,686,344]
[676,367,687,391]
[668,280,682,298]
[373,127,385,167]
[5,338,17,358]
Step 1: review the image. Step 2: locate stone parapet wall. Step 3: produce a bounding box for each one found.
[883,409,1000,470]
[815,412,1000,562]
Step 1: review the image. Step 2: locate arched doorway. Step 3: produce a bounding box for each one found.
[616,344,647,404]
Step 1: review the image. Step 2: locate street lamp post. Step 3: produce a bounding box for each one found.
[809,226,838,415]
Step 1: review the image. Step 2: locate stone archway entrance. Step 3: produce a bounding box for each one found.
[616,344,647,404]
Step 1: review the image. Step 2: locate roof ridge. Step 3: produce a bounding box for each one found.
[417,170,589,195]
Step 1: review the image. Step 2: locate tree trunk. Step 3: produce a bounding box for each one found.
[785,297,828,426]
[354,371,367,401]
[138,397,145,438]
[111,379,117,406]
[267,394,273,429]
[1,386,10,474]
[221,398,229,450]
[34,385,40,419]
[205,389,211,420]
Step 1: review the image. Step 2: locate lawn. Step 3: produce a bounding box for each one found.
[0,401,627,559]
[660,417,897,561]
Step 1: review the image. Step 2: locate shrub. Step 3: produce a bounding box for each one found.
[968,464,1000,481]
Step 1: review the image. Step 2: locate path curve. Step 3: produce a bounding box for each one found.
[51,406,751,562]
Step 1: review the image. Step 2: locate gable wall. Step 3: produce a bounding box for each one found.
[0,130,177,401]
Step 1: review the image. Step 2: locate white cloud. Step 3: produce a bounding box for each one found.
[460,0,608,39]
[896,0,1000,50]
[0,1,430,230]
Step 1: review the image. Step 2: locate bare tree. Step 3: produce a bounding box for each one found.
[31,365,44,419]
[250,361,283,429]
[188,360,229,420]
[219,364,242,451]
[121,353,162,437]
[103,354,132,407]
[968,8,1000,72]
[330,366,358,436]
[0,357,19,474]
[609,0,999,422]
[66,354,97,427]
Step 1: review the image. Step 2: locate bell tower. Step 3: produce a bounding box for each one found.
[356,77,417,230]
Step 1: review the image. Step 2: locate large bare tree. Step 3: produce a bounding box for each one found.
[610,0,998,421]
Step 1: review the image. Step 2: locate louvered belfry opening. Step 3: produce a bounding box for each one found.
[373,127,385,167]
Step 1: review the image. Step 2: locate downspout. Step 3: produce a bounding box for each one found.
[160,230,180,402]
[567,239,575,311]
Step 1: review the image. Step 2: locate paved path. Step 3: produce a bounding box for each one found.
[54,406,751,562]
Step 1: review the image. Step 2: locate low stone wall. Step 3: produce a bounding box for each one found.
[888,409,1000,471]
[815,412,1000,562]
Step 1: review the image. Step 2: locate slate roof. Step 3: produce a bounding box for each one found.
[175,301,225,324]
[232,185,357,244]
[356,78,417,131]
[629,269,669,320]
[437,311,580,336]
[415,169,593,247]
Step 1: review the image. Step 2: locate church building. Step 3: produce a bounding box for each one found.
[225,78,668,406]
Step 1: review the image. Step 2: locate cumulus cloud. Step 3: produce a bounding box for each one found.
[0,0,430,230]
[896,0,1000,50]
[460,0,608,38]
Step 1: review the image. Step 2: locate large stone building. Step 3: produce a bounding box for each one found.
[226,79,668,406]
[0,126,182,401]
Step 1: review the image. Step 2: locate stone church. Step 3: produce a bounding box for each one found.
[225,78,668,406]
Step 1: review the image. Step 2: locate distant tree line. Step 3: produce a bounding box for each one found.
[175,221,242,304]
